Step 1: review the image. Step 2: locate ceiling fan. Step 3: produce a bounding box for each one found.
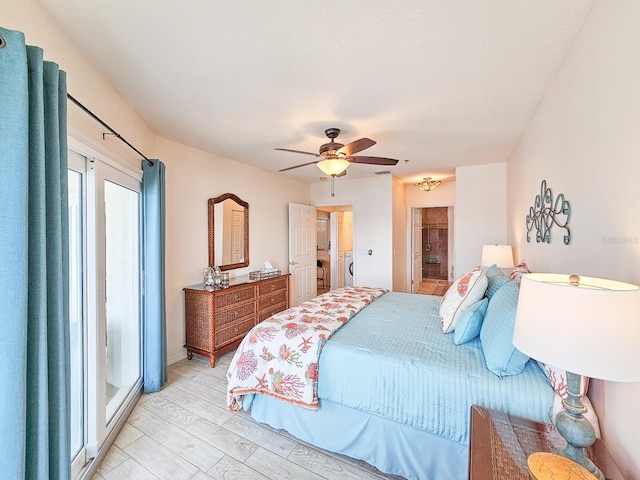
[275,128,399,177]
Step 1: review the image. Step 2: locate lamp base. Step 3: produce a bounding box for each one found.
[555,372,604,480]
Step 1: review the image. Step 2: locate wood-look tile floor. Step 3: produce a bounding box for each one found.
[417,280,451,296]
[91,351,404,480]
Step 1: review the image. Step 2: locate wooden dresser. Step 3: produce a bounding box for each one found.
[183,274,290,367]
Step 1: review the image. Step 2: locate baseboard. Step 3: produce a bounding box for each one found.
[168,350,188,365]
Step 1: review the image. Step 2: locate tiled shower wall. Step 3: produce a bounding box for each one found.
[422,207,448,280]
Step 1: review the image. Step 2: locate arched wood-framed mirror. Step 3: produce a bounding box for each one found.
[208,193,249,271]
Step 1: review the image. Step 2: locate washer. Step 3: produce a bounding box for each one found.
[344,251,354,286]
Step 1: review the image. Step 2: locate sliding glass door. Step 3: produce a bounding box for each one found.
[68,153,85,477]
[103,179,141,421]
[68,149,143,478]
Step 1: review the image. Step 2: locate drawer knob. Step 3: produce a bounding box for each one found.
[234,326,239,334]
[271,298,275,304]
[271,284,276,291]
[234,294,239,301]
[234,311,239,317]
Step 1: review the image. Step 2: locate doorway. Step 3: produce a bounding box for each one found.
[316,210,330,294]
[316,206,353,293]
[422,207,449,281]
[410,206,453,295]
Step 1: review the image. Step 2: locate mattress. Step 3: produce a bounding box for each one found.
[315,291,554,444]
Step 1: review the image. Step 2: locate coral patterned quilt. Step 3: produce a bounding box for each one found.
[226,286,387,411]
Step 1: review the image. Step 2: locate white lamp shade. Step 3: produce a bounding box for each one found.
[317,158,350,176]
[480,244,514,268]
[513,273,640,382]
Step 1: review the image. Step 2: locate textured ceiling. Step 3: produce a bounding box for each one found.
[38,0,593,184]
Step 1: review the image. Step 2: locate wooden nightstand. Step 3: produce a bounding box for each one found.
[468,405,625,480]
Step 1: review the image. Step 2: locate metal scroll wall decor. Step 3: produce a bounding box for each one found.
[526,180,571,245]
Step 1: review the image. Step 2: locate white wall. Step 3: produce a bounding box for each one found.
[455,163,508,275]
[159,137,309,363]
[310,176,394,290]
[4,0,156,171]
[392,177,408,292]
[507,1,640,477]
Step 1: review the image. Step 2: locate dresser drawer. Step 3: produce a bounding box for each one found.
[258,277,288,296]
[214,285,255,309]
[215,318,254,348]
[258,302,288,322]
[258,289,288,311]
[214,301,256,328]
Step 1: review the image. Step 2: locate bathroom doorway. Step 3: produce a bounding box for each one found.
[422,207,449,281]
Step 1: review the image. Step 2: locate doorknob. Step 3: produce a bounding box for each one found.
[290,261,298,265]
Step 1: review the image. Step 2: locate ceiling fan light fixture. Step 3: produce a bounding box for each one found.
[414,177,442,192]
[276,128,398,176]
[317,158,350,176]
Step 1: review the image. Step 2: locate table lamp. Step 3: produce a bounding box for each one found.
[513,273,640,480]
[480,244,515,268]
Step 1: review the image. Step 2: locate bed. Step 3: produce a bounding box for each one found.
[227,280,557,480]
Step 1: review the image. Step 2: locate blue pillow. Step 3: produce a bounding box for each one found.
[453,298,488,345]
[484,264,509,300]
[480,280,530,377]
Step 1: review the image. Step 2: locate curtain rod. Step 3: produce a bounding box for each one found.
[66,93,153,166]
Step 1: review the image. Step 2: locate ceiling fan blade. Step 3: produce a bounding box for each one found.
[347,156,399,166]
[337,138,376,156]
[279,160,320,172]
[274,148,321,157]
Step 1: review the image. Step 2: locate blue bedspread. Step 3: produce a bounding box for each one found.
[317,292,554,444]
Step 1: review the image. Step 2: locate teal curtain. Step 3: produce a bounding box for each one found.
[0,27,70,480]
[142,159,167,392]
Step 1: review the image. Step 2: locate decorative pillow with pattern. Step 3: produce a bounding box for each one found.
[439,267,487,333]
[508,260,530,286]
[537,362,590,399]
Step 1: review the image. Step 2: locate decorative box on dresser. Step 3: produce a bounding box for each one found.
[184,274,290,367]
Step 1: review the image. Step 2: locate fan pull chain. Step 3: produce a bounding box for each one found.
[331,175,335,197]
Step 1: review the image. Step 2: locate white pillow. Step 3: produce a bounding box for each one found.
[439,267,487,333]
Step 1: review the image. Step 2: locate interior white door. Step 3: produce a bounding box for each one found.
[411,208,423,293]
[230,209,244,263]
[289,203,317,306]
